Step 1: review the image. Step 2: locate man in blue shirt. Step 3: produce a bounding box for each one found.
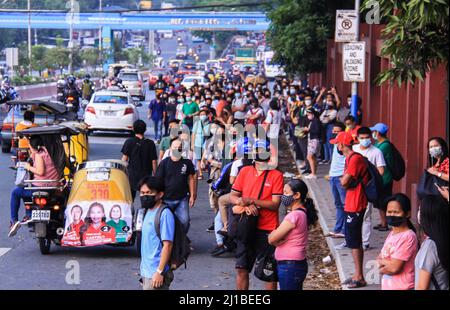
[327,122,347,238]
[139,176,175,290]
[148,93,167,143]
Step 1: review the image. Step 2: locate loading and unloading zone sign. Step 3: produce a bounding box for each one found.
[343,41,366,82]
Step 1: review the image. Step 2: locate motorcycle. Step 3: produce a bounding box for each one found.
[16,124,83,254]
[65,95,79,113]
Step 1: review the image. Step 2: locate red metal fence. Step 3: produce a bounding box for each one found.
[308,24,449,219]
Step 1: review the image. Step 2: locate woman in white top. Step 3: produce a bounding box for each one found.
[263,99,282,140]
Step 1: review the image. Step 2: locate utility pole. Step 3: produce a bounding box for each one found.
[99,0,103,71]
[351,0,360,122]
[68,0,75,74]
[149,30,155,67]
[27,0,32,76]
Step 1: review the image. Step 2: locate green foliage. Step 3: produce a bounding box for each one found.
[31,45,48,74]
[46,47,70,70]
[80,48,100,67]
[267,0,354,76]
[362,0,449,86]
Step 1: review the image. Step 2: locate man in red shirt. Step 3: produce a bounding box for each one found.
[230,140,284,290]
[330,131,369,289]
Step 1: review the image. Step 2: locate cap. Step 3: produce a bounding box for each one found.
[305,107,315,114]
[370,123,389,135]
[330,131,354,146]
[254,139,270,151]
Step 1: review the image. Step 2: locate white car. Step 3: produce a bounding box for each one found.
[84,90,139,134]
[192,36,204,43]
[180,76,208,89]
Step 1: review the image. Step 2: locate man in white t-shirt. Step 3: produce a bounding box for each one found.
[263,99,282,140]
[232,91,248,126]
[352,127,386,250]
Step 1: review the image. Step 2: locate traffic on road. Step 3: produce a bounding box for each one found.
[0,1,448,302]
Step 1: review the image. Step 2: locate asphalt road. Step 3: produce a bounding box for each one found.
[0,33,266,290]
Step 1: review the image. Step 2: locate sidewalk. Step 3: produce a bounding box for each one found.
[294,157,388,290]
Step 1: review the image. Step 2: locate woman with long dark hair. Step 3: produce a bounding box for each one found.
[427,137,449,183]
[415,195,449,290]
[268,179,318,290]
[377,193,418,290]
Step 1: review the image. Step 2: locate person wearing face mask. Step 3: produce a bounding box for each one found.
[426,137,449,183]
[344,115,361,143]
[260,90,271,116]
[378,193,418,290]
[337,94,351,123]
[232,91,247,126]
[330,131,370,288]
[156,138,197,234]
[164,94,178,136]
[292,98,311,173]
[138,176,175,290]
[302,108,322,179]
[268,179,318,290]
[353,127,386,250]
[326,122,347,239]
[245,97,264,128]
[371,123,395,232]
[182,93,200,131]
[159,119,181,162]
[415,195,449,290]
[319,94,338,164]
[175,95,185,122]
[192,108,211,179]
[230,140,284,290]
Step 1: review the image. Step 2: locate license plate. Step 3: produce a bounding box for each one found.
[103,111,116,116]
[87,171,110,181]
[32,210,51,221]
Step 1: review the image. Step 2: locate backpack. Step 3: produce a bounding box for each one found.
[385,141,405,181]
[155,205,191,270]
[349,153,384,206]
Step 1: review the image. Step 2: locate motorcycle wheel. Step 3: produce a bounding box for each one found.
[136,231,142,257]
[38,237,51,255]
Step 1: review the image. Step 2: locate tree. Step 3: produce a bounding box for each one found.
[362,0,449,86]
[266,0,354,77]
[31,45,48,75]
[46,47,70,71]
[80,48,100,68]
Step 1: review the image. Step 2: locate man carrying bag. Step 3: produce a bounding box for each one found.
[229,139,284,290]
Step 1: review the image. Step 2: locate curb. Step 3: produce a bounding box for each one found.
[284,133,347,290]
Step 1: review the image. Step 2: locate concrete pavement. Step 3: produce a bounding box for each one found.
[295,157,388,290]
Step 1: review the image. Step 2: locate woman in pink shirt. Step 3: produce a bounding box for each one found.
[268,179,318,290]
[378,193,418,290]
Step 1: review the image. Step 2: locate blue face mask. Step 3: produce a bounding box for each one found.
[359,138,372,148]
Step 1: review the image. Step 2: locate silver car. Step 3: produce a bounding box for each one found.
[118,69,145,101]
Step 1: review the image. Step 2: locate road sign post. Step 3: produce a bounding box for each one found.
[343,41,366,83]
[335,9,358,42]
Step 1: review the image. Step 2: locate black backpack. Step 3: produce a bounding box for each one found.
[349,153,384,206]
[385,141,405,181]
[154,205,191,270]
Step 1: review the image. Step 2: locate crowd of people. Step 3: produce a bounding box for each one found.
[119,70,449,290]
[5,64,448,291]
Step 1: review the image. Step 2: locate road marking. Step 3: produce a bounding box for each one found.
[0,248,11,257]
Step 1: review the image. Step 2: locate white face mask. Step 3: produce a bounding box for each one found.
[305,100,312,106]
[429,146,443,158]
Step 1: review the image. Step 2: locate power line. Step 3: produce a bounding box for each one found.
[0,2,270,14]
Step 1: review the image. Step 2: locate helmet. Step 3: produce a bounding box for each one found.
[67,76,76,85]
[158,74,163,79]
[85,74,91,80]
[57,79,67,88]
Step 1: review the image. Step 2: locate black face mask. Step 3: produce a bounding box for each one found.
[337,148,344,156]
[140,195,157,210]
[330,133,338,140]
[387,216,405,227]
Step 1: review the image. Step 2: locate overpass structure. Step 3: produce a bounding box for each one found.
[0,11,269,31]
[0,11,269,70]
